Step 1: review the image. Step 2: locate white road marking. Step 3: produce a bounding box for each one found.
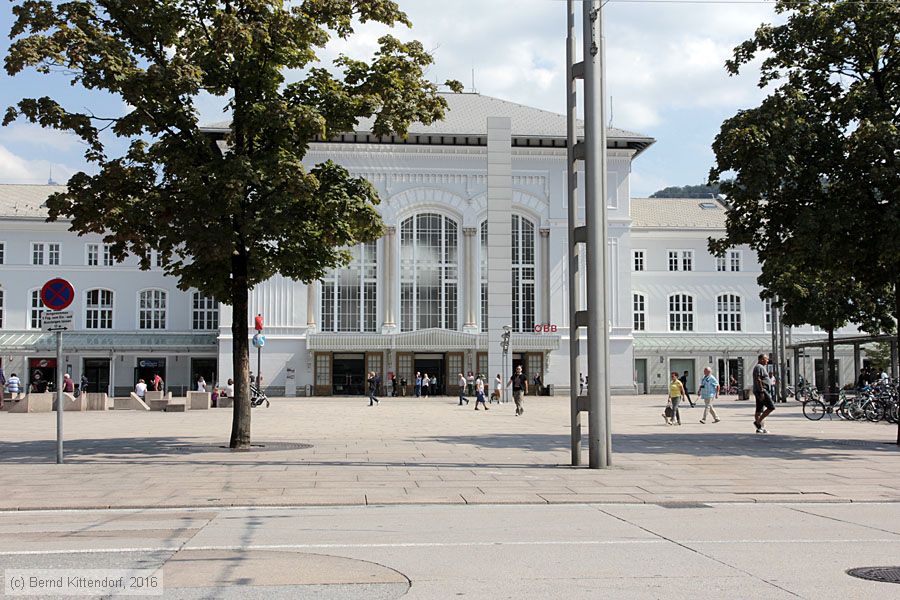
[1,538,899,556]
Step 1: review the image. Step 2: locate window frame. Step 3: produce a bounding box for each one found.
[632,249,645,272]
[28,289,45,330]
[84,288,115,330]
[0,241,5,265]
[632,292,647,332]
[191,291,219,331]
[319,242,378,333]
[400,212,460,332]
[667,249,694,272]
[667,293,695,332]
[716,293,743,332]
[137,288,168,330]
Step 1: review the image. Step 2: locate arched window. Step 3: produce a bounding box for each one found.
[633,293,646,332]
[29,289,45,329]
[400,213,458,331]
[668,294,694,332]
[717,294,742,332]
[512,215,536,333]
[85,289,114,329]
[479,215,537,332]
[480,220,488,332]
[138,289,167,330]
[320,242,377,332]
[192,292,219,330]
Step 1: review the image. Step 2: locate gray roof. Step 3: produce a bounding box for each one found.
[203,92,654,154]
[0,184,66,219]
[631,197,728,230]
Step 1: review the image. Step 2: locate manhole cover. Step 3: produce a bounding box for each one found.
[846,566,900,584]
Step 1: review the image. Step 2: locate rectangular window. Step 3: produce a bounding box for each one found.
[47,243,60,265]
[30,290,45,329]
[668,250,678,272]
[729,250,741,272]
[0,241,5,265]
[32,243,45,265]
[315,354,331,386]
[155,251,164,268]
[633,294,646,332]
[102,244,113,267]
[717,294,742,332]
[681,250,693,271]
[716,255,726,272]
[633,250,645,272]
[668,294,694,332]
[765,298,772,332]
[87,244,99,266]
[192,293,219,330]
[85,289,113,329]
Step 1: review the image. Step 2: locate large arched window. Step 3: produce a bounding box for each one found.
[85,289,114,329]
[511,214,536,333]
[480,220,488,332]
[400,213,458,331]
[321,242,377,332]
[668,294,694,332]
[717,294,742,332]
[138,289,167,329]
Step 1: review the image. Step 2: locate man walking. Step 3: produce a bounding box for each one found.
[474,374,488,411]
[458,373,469,406]
[680,370,695,407]
[414,372,422,398]
[753,354,776,433]
[698,367,721,424]
[507,365,529,416]
[367,371,380,406]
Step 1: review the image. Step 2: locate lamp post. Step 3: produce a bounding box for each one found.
[501,326,511,403]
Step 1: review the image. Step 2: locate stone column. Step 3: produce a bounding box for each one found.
[382,226,398,334]
[462,227,479,334]
[540,227,550,326]
[306,281,317,334]
[487,117,513,397]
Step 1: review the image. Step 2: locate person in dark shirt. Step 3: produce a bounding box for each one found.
[507,365,529,416]
[680,371,695,407]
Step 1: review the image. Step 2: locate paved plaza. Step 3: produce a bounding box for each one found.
[0,394,898,509]
[2,395,900,598]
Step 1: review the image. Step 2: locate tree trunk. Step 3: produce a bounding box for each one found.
[229,252,251,449]
[895,282,900,446]
[827,327,837,400]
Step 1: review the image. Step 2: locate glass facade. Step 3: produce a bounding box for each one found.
[400,213,458,331]
[321,242,378,333]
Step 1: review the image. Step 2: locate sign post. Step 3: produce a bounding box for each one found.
[253,314,264,391]
[40,278,75,465]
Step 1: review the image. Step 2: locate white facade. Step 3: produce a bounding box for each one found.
[0,93,868,398]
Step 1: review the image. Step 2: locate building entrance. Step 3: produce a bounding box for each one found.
[135,358,166,391]
[191,358,217,390]
[28,357,57,393]
[414,354,445,395]
[333,353,365,395]
[83,358,110,395]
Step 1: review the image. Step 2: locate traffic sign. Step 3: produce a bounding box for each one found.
[252,334,266,348]
[42,310,73,332]
[41,278,75,311]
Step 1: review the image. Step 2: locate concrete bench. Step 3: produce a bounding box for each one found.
[9,393,53,413]
[216,397,233,408]
[148,399,169,411]
[113,393,151,411]
[83,393,109,411]
[54,393,85,412]
[164,402,186,412]
[187,391,211,410]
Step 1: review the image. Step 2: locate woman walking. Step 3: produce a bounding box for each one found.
[474,374,489,410]
[668,371,686,425]
[422,373,430,397]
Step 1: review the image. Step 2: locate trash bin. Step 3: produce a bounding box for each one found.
[739,388,751,401]
[543,384,554,396]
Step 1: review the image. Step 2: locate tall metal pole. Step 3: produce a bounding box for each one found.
[584,0,610,468]
[565,0,582,466]
[56,330,63,464]
[778,307,788,400]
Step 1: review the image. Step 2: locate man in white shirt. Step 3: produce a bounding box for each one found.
[458,373,468,406]
[134,379,147,398]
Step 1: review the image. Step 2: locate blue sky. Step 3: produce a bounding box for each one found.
[0,1,779,196]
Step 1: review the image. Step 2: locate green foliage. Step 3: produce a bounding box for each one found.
[865,342,892,372]
[709,0,900,336]
[649,183,721,199]
[4,0,461,447]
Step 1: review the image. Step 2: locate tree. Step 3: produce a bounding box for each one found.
[865,342,892,373]
[649,183,721,199]
[4,0,462,448]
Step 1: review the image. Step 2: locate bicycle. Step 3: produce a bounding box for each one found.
[801,390,860,421]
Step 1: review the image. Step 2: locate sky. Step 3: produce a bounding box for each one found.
[0,0,781,197]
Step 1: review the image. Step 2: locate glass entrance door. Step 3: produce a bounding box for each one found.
[83,358,110,395]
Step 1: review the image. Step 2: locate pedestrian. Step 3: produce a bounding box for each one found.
[415,372,422,398]
[467,371,475,397]
[196,374,207,392]
[680,371,695,407]
[430,374,438,395]
[668,371,685,425]
[533,372,543,396]
[5,372,22,405]
[474,374,488,410]
[753,354,776,433]
[579,373,585,396]
[422,373,430,397]
[80,373,89,394]
[391,374,398,397]
[211,386,219,408]
[134,378,147,399]
[698,367,721,424]
[458,373,469,406]
[367,371,379,406]
[151,372,163,392]
[400,376,407,396]
[507,365,529,416]
[492,373,502,403]
[62,373,75,394]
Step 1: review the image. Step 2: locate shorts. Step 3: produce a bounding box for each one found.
[755,390,775,412]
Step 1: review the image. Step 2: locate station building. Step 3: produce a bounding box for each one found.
[0,93,865,397]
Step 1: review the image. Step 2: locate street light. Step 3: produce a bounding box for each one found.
[501,326,511,404]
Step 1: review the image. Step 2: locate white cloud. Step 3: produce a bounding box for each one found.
[0,144,75,184]
[0,124,82,152]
